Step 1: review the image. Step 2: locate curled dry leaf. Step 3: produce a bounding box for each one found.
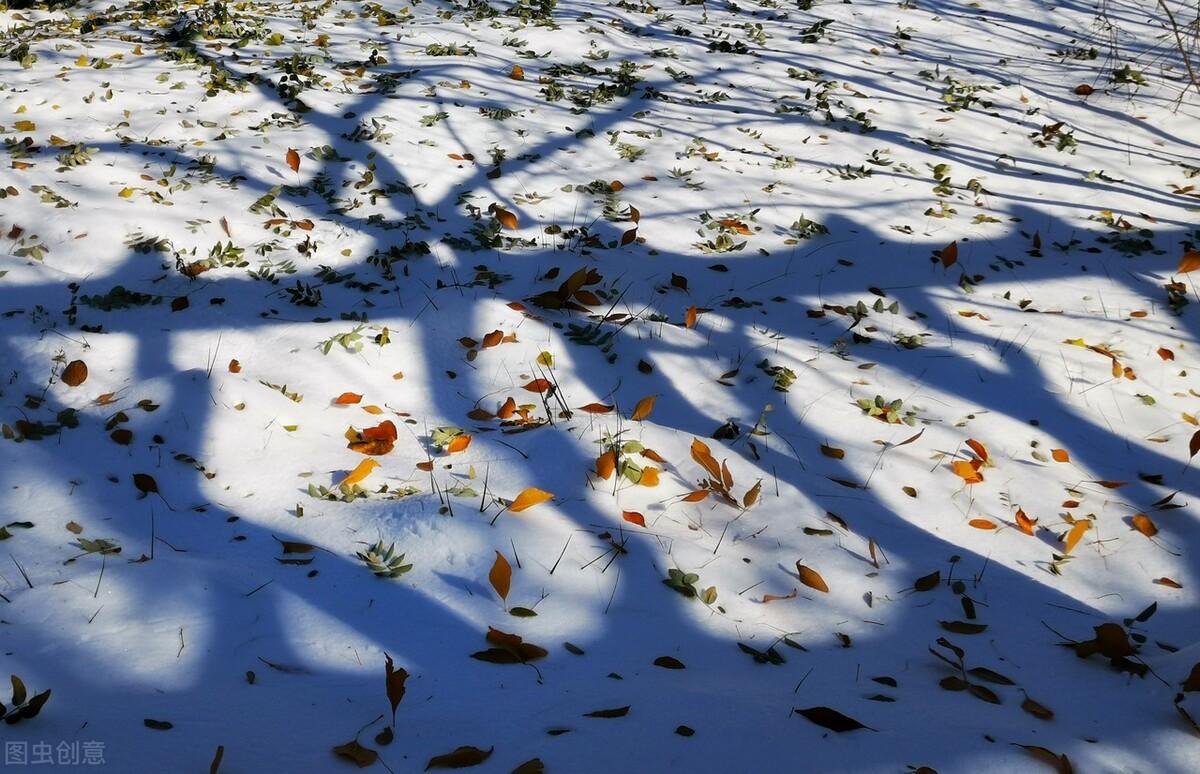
[1016,509,1038,536]
[384,653,408,726]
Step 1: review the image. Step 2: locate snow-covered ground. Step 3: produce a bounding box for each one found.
[2,0,1199,770]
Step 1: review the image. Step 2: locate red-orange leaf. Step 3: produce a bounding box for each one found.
[523,379,553,393]
[640,467,660,487]
[965,438,988,463]
[497,397,517,419]
[685,306,698,329]
[596,451,616,480]
[334,392,363,405]
[578,402,614,414]
[939,240,958,268]
[1016,509,1037,536]
[446,434,472,454]
[1051,448,1070,463]
[622,511,646,527]
[1179,249,1200,273]
[482,330,503,349]
[681,489,709,503]
[286,148,300,173]
[968,519,997,530]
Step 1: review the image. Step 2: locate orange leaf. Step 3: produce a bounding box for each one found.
[497,397,517,419]
[640,467,660,487]
[762,589,798,604]
[939,240,958,268]
[61,360,88,387]
[631,395,656,421]
[228,359,242,373]
[641,449,666,464]
[341,458,379,487]
[1157,347,1174,361]
[416,461,434,472]
[795,562,829,593]
[509,64,524,81]
[1064,520,1091,554]
[488,551,511,601]
[681,489,709,502]
[1016,509,1038,536]
[820,444,845,459]
[691,438,721,480]
[446,434,472,454]
[685,306,698,329]
[718,219,751,235]
[510,487,553,513]
[349,438,394,456]
[965,438,988,463]
[334,392,363,405]
[968,519,997,530]
[1178,249,1200,273]
[951,460,984,484]
[1155,577,1183,588]
[578,402,614,414]
[523,379,553,393]
[1131,513,1158,537]
[622,511,646,528]
[361,405,384,415]
[1051,448,1070,463]
[286,148,300,173]
[494,207,518,230]
[595,451,616,480]
[363,421,398,442]
[482,330,503,349]
[743,480,761,509]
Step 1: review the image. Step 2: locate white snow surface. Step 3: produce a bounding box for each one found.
[1,0,1199,771]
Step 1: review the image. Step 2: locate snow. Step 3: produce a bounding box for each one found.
[1,0,1199,771]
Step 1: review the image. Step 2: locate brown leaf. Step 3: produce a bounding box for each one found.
[621,228,638,246]
[794,706,871,732]
[133,473,159,494]
[488,550,512,601]
[349,439,395,456]
[691,438,721,480]
[1190,429,1200,459]
[481,330,503,349]
[228,359,242,373]
[62,360,88,387]
[426,746,493,770]
[913,570,940,592]
[595,451,616,480]
[583,705,630,718]
[1021,693,1054,720]
[939,240,958,268]
[286,148,300,174]
[384,653,408,726]
[333,740,378,768]
[1158,347,1175,361]
[743,480,762,509]
[512,759,545,774]
[653,656,685,669]
[1015,744,1073,774]
[1074,83,1095,95]
[820,444,845,459]
[795,562,829,593]
[965,438,988,463]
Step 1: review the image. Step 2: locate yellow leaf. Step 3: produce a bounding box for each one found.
[341,458,379,487]
[14,120,36,132]
[951,460,983,484]
[76,54,89,67]
[118,187,135,198]
[510,487,553,513]
[631,395,656,421]
[1064,520,1091,554]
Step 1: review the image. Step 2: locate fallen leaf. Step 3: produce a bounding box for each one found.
[796,562,829,593]
[510,487,553,512]
[631,395,656,421]
[334,392,363,405]
[1131,513,1158,537]
[62,360,88,387]
[1051,448,1070,463]
[622,510,646,527]
[794,706,871,732]
[333,741,378,768]
[426,746,493,770]
[286,148,300,173]
[447,434,473,454]
[522,379,553,393]
[384,653,408,726]
[583,706,630,718]
[494,207,518,230]
[1179,250,1200,273]
[1064,520,1090,554]
[342,458,379,487]
[488,551,511,601]
[939,241,958,268]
